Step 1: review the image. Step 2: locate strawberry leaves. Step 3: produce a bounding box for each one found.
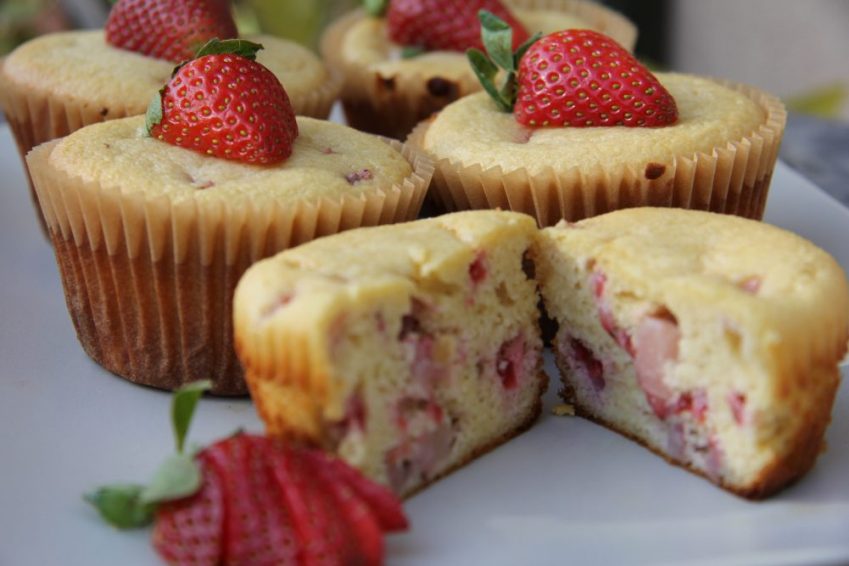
[467,10,540,112]
[84,380,211,529]
[83,485,154,530]
[364,0,389,17]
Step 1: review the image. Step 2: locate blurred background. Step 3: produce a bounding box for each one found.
[1,0,847,198]
[2,0,846,121]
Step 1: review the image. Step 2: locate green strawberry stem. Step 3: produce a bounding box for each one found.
[84,380,212,529]
[194,38,264,61]
[364,0,389,17]
[466,10,540,112]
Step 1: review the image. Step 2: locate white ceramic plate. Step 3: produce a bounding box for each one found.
[1,124,847,566]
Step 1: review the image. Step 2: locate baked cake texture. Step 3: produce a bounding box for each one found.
[532,207,849,498]
[234,211,547,496]
[27,115,432,395]
[409,73,786,225]
[321,0,636,138]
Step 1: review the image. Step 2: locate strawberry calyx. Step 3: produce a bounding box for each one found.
[84,380,211,529]
[466,10,541,112]
[364,0,390,17]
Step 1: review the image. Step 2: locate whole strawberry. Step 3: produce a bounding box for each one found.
[468,11,678,128]
[367,0,529,52]
[105,0,238,63]
[147,39,299,165]
[515,29,678,127]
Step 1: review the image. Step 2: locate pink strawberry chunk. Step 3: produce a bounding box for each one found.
[728,391,747,425]
[633,312,680,419]
[469,251,488,285]
[563,335,605,392]
[496,334,525,390]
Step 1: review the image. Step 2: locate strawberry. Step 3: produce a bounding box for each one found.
[105,0,238,63]
[147,39,299,165]
[152,456,225,565]
[203,435,301,564]
[468,11,678,128]
[86,381,409,566]
[367,0,529,52]
[306,450,409,532]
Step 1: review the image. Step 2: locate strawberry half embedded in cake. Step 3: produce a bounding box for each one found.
[106,0,238,63]
[147,39,299,165]
[533,208,849,498]
[468,11,677,128]
[234,211,547,496]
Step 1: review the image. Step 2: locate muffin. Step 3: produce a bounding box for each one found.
[532,208,849,498]
[320,0,636,139]
[26,115,432,395]
[0,31,341,234]
[233,211,546,496]
[408,25,786,225]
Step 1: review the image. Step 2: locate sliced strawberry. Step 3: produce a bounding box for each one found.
[106,0,237,63]
[152,455,225,566]
[310,455,385,566]
[306,450,409,532]
[203,434,300,565]
[271,446,359,565]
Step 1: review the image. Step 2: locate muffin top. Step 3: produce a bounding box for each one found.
[2,31,330,115]
[341,9,595,82]
[422,73,767,175]
[543,208,846,303]
[47,115,413,205]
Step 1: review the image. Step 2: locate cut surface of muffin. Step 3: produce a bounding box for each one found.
[532,207,849,498]
[234,211,546,496]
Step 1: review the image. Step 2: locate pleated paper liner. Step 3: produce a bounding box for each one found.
[407,79,786,226]
[320,1,636,140]
[0,55,341,240]
[26,137,433,396]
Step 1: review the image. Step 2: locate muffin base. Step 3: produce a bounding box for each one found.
[29,138,433,396]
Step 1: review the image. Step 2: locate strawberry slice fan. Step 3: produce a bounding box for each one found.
[467,10,678,128]
[85,381,409,565]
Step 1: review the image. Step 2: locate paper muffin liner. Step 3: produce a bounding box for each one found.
[0,56,341,240]
[408,79,787,226]
[26,138,433,396]
[0,58,146,237]
[320,1,636,140]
